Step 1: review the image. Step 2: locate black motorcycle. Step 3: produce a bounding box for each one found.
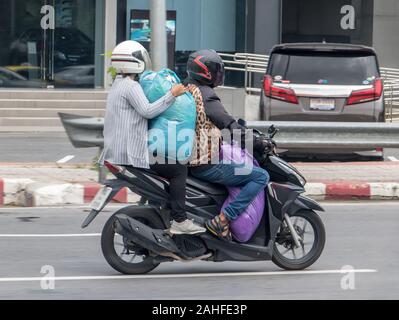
[82,125,326,274]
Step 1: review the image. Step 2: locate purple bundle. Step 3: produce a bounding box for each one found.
[220,143,265,243]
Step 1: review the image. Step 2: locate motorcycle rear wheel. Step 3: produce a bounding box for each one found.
[101,206,166,275]
[272,209,325,271]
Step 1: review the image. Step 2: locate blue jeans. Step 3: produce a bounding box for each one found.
[191,163,269,221]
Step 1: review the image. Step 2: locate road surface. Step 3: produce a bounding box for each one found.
[0,202,397,299]
[0,133,398,163]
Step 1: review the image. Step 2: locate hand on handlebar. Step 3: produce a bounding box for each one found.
[262,138,277,152]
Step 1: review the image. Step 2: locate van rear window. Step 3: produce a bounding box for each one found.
[268,52,379,85]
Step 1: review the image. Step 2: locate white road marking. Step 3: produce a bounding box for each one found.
[387,156,399,162]
[56,155,75,164]
[0,234,101,238]
[0,204,125,211]
[0,269,377,283]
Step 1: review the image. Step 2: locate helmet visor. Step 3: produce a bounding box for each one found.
[213,62,225,87]
[142,50,152,71]
[132,50,152,71]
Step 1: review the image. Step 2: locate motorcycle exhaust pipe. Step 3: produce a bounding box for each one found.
[113,214,182,256]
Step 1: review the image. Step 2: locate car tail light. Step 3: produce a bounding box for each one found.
[375,147,383,152]
[347,78,383,106]
[263,75,298,104]
[104,161,122,175]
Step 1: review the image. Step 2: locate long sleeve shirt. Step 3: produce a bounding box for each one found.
[99,76,175,168]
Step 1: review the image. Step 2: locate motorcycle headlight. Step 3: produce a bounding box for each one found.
[294,171,306,187]
[279,162,307,187]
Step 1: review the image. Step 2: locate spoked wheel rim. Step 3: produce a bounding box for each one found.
[275,216,316,261]
[110,217,155,266]
[113,233,150,264]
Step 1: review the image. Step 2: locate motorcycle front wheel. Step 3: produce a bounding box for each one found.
[272,209,326,271]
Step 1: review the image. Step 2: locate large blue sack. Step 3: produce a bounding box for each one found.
[140,69,196,162]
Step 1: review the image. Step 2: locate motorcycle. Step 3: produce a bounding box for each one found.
[82,125,326,274]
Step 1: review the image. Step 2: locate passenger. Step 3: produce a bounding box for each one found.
[100,41,205,235]
[186,50,274,241]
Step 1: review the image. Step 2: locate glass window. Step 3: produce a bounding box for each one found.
[282,0,374,45]
[0,0,96,88]
[269,52,379,85]
[125,0,247,86]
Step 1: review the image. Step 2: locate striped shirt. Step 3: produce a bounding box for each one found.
[99,75,175,168]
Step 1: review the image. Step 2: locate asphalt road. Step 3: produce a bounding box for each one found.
[0,132,98,163]
[0,202,398,300]
[1,133,398,163]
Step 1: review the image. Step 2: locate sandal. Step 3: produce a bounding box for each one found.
[205,215,232,241]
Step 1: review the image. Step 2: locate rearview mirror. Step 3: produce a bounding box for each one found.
[237,118,247,127]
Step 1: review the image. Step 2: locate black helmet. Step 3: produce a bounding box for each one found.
[187,49,225,87]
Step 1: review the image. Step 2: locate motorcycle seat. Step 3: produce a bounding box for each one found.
[186,176,227,195]
[125,166,227,196]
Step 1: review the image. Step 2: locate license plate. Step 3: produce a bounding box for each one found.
[90,186,113,211]
[310,98,335,111]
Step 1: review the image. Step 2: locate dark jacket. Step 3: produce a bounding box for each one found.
[186,78,269,154]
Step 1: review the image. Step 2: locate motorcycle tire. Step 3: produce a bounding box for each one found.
[101,205,166,275]
[272,209,326,271]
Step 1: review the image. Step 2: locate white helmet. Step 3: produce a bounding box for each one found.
[111,40,152,75]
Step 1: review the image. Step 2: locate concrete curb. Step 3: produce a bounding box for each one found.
[0,179,140,207]
[304,182,399,200]
[0,179,398,207]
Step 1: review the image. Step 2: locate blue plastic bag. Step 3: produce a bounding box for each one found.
[140,69,196,162]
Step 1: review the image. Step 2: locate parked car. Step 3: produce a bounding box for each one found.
[54,65,95,88]
[260,43,385,160]
[0,67,45,88]
[9,28,94,69]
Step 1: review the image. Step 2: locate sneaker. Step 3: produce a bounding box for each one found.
[169,219,206,235]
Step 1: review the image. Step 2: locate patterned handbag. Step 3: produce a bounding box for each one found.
[187,84,222,166]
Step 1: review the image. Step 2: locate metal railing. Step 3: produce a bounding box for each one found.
[219,53,267,94]
[380,68,399,122]
[219,52,399,122]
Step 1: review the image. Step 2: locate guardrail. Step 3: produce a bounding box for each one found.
[248,121,399,149]
[219,52,399,122]
[58,113,399,171]
[58,113,106,182]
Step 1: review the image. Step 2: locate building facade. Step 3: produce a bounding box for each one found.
[0,0,398,90]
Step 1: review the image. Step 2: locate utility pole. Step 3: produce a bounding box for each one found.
[150,0,168,71]
[104,0,117,88]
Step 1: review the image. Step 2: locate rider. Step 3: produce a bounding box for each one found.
[99,40,206,235]
[185,49,275,241]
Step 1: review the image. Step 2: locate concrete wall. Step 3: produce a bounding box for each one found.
[215,87,246,120]
[252,0,281,87]
[373,0,399,68]
[254,0,281,55]
[215,87,261,121]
